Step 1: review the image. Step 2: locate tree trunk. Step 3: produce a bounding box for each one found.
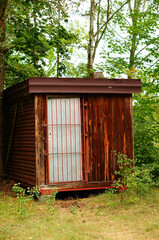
[128,0,140,79]
[128,33,137,79]
[87,0,95,76]
[57,0,60,78]
[87,0,129,77]
[0,24,5,177]
[0,44,4,176]
[0,0,9,177]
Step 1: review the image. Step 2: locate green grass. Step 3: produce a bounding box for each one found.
[0,189,159,240]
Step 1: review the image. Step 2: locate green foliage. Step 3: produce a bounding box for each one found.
[45,24,79,77]
[12,183,39,215]
[133,71,159,166]
[70,205,78,215]
[4,0,51,87]
[112,151,133,190]
[43,189,58,214]
[27,185,40,199]
[65,62,88,78]
[3,0,79,87]
[97,0,159,79]
[126,166,154,199]
[111,152,156,203]
[150,162,159,184]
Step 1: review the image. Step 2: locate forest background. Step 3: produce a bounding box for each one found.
[0,0,158,179]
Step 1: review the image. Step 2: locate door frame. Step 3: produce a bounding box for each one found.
[45,95,89,184]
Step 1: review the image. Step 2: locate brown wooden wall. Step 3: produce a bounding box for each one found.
[3,93,134,189]
[88,94,133,182]
[3,96,36,186]
[34,94,134,187]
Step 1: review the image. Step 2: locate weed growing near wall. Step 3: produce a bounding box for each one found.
[12,183,39,215]
[43,189,58,215]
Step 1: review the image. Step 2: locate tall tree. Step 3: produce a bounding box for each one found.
[87,0,130,75]
[97,0,159,78]
[4,0,50,87]
[0,0,10,176]
[0,0,9,87]
[45,0,78,77]
[4,0,78,86]
[128,0,159,78]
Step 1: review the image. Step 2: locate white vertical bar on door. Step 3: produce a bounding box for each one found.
[52,99,57,182]
[48,99,53,183]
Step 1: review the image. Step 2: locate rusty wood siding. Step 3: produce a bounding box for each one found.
[4,96,36,186]
[88,94,133,182]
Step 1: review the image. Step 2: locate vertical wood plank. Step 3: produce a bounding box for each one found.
[124,95,134,160]
[92,96,96,181]
[99,96,104,181]
[35,95,45,187]
[120,96,125,155]
[88,96,93,181]
[130,96,134,160]
[107,96,114,181]
[111,96,116,181]
[97,97,101,181]
[103,96,109,181]
[94,97,98,181]
[113,96,120,180]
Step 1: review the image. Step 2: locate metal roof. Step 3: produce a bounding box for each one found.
[4,77,141,102]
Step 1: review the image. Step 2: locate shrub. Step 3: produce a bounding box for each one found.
[111,151,155,202]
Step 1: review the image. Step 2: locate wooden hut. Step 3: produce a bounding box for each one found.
[3,77,141,194]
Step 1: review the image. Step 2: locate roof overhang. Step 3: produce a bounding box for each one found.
[28,77,141,94]
[4,77,141,103]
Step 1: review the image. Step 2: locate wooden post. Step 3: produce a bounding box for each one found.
[35,95,45,188]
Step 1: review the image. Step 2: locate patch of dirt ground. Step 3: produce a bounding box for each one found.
[57,200,84,208]
[0,178,15,196]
